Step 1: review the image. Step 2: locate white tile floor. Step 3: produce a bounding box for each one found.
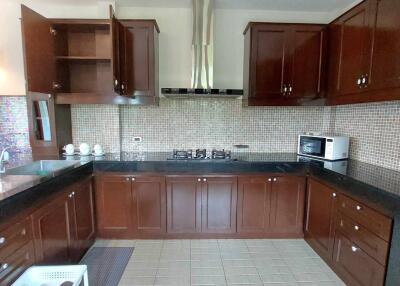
[93,239,346,286]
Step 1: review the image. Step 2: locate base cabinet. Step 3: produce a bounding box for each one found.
[166,176,202,234]
[333,231,385,286]
[237,175,306,236]
[95,174,166,237]
[304,178,338,261]
[31,193,71,264]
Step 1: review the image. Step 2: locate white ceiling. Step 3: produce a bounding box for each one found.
[116,0,362,13]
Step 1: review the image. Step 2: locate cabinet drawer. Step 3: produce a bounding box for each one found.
[0,218,33,260]
[0,241,35,285]
[338,194,392,242]
[336,212,389,266]
[333,231,386,286]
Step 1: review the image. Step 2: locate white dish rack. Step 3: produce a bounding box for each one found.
[12,265,88,286]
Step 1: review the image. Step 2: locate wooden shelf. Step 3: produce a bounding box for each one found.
[56,56,111,61]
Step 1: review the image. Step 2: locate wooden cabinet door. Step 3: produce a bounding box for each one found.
[111,8,122,94]
[328,2,372,99]
[95,175,133,238]
[368,0,400,92]
[131,175,166,235]
[31,194,71,264]
[305,178,337,261]
[270,176,306,235]
[21,5,55,94]
[250,24,289,102]
[201,176,237,234]
[69,178,95,261]
[166,176,202,233]
[333,231,385,286]
[287,26,326,99]
[237,176,271,233]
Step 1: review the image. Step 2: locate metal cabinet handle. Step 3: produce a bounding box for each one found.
[351,246,359,252]
[132,178,136,181]
[203,178,207,182]
[288,85,293,93]
[268,178,272,182]
[0,237,5,245]
[354,225,360,231]
[21,228,26,236]
[126,178,130,181]
[273,178,277,182]
[0,263,8,272]
[357,77,362,87]
[197,178,201,182]
[114,79,118,86]
[68,193,73,198]
[356,205,362,211]
[332,193,337,198]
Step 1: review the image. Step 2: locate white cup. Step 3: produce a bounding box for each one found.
[93,144,103,155]
[79,143,91,156]
[64,144,75,155]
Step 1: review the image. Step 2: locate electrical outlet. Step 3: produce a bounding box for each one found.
[133,136,142,143]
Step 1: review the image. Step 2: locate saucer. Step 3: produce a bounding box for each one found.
[79,153,92,157]
[92,152,105,157]
[62,152,78,156]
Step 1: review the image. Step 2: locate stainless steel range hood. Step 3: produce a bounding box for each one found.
[162,0,243,98]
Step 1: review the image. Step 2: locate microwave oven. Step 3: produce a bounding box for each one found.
[297,135,349,161]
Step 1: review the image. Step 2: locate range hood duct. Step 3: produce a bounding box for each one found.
[161,0,243,98]
[191,0,214,89]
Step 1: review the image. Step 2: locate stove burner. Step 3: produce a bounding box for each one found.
[195,149,207,159]
[173,149,192,159]
[212,149,231,160]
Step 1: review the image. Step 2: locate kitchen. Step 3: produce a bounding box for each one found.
[0,0,399,285]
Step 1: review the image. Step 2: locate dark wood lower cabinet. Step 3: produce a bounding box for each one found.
[304,178,337,262]
[31,193,71,264]
[131,175,166,235]
[237,175,306,236]
[166,176,202,234]
[95,175,133,238]
[270,176,306,235]
[68,178,96,261]
[201,176,237,234]
[237,176,271,233]
[333,231,386,286]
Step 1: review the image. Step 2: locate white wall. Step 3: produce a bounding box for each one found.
[0,1,337,95]
[0,0,114,96]
[117,6,331,89]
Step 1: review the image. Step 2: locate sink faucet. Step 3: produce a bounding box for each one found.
[0,147,10,174]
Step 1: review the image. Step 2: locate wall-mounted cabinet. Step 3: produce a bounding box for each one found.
[21,5,159,105]
[327,0,400,105]
[243,23,326,106]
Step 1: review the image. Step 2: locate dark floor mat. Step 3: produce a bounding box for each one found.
[80,247,134,286]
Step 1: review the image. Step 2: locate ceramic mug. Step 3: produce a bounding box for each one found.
[79,143,91,156]
[64,144,75,155]
[93,144,103,155]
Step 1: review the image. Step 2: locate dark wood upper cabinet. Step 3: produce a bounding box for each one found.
[21,4,159,105]
[166,176,202,234]
[201,176,238,234]
[270,176,306,236]
[21,5,56,94]
[304,178,338,262]
[118,20,160,105]
[327,1,372,103]
[243,22,326,106]
[95,175,133,238]
[327,0,400,104]
[131,175,166,236]
[367,0,400,93]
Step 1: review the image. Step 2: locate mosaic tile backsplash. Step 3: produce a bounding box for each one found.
[70,98,400,171]
[0,96,31,153]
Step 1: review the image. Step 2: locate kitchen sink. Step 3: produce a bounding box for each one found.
[6,160,81,176]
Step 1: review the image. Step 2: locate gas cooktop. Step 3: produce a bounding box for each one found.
[167,149,235,161]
